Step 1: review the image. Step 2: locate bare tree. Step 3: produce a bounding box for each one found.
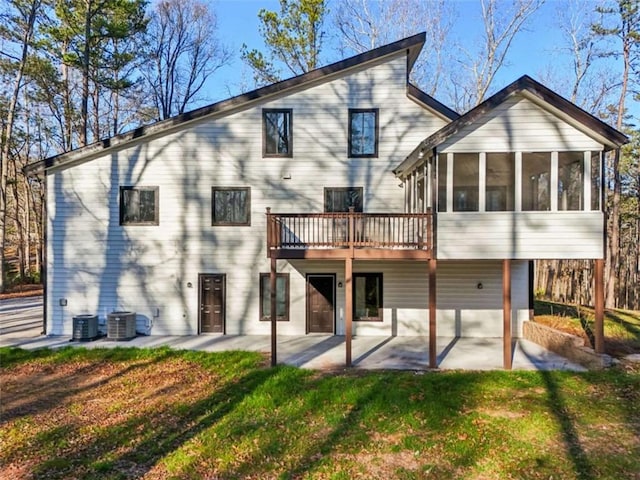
[448,0,545,111]
[333,0,454,97]
[142,0,231,120]
[592,0,640,308]
[0,0,42,292]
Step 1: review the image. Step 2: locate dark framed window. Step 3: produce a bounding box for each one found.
[260,273,290,321]
[324,187,363,212]
[263,109,292,157]
[349,109,378,157]
[119,186,159,225]
[354,273,383,321]
[212,187,251,226]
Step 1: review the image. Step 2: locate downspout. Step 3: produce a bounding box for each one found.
[42,174,47,335]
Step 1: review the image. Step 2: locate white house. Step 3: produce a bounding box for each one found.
[26,33,627,369]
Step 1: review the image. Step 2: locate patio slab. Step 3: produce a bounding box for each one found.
[0,333,586,371]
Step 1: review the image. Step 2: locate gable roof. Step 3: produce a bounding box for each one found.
[25,32,458,176]
[394,75,629,178]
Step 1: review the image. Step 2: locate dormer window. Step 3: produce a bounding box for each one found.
[263,109,292,157]
[349,109,378,157]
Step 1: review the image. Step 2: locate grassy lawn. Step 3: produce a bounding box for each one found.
[1,347,639,480]
[534,301,640,357]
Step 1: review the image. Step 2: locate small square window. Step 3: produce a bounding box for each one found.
[349,109,378,157]
[212,187,251,226]
[263,109,292,157]
[119,186,159,225]
[354,273,383,321]
[260,273,289,321]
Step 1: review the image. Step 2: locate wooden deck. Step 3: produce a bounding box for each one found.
[266,209,434,259]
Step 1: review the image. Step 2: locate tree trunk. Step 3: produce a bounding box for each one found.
[80,0,93,146]
[24,175,31,278]
[0,0,40,292]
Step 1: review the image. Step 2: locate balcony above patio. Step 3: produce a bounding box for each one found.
[266,208,434,260]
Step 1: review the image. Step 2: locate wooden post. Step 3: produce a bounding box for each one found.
[428,258,437,368]
[270,257,277,367]
[594,258,605,353]
[503,259,512,370]
[348,206,355,257]
[345,256,353,367]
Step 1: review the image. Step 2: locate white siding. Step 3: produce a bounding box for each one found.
[437,260,529,338]
[46,54,448,335]
[437,212,604,260]
[285,260,528,338]
[439,96,603,153]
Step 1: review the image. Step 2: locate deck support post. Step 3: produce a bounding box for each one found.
[270,256,277,367]
[503,259,512,370]
[428,258,437,368]
[345,256,353,367]
[594,258,605,353]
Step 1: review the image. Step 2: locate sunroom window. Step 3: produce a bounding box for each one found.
[486,153,514,211]
[522,152,550,211]
[591,152,601,211]
[453,153,479,212]
[558,152,584,210]
[437,154,447,212]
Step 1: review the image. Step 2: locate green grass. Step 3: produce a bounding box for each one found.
[534,300,640,355]
[1,346,639,479]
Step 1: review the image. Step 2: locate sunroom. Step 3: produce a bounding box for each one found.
[392,75,627,368]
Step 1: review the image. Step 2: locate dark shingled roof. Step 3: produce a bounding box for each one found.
[394,75,628,178]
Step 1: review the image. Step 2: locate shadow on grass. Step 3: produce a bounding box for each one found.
[210,371,490,478]
[19,350,272,479]
[535,300,581,318]
[538,370,595,480]
[0,347,177,424]
[606,311,640,338]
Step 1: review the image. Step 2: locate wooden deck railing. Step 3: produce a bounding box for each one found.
[266,207,433,254]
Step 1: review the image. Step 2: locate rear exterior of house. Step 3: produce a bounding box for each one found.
[27,34,626,368]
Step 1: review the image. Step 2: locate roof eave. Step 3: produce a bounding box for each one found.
[394,75,629,179]
[406,84,459,122]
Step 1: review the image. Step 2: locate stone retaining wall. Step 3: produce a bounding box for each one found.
[522,321,612,370]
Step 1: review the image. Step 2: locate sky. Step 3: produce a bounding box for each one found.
[203,0,638,122]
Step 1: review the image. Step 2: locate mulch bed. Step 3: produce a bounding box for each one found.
[0,284,43,300]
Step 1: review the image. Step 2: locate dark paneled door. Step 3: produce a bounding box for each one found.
[307,275,335,333]
[199,274,225,333]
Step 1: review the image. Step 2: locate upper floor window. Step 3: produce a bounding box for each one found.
[119,186,159,225]
[324,187,363,212]
[349,109,378,157]
[212,187,251,226]
[263,109,292,157]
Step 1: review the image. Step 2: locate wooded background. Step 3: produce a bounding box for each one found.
[1,0,638,309]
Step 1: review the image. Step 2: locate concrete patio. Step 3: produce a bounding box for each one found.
[0,332,586,371]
